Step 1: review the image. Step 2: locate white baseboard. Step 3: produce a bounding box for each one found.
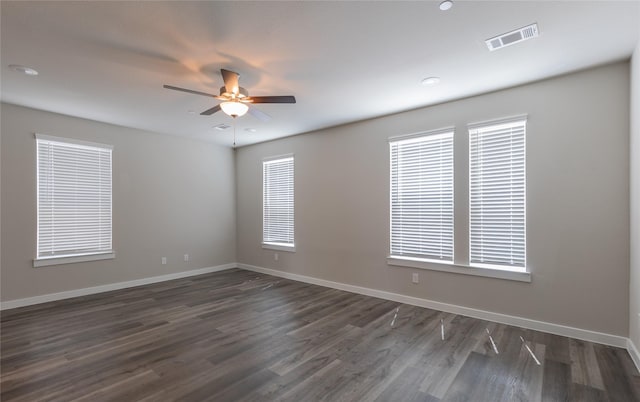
[238,263,629,349]
[0,263,236,311]
[629,338,640,373]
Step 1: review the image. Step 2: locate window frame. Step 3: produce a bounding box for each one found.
[262,154,295,252]
[387,118,531,283]
[388,128,455,264]
[34,134,115,267]
[468,116,527,272]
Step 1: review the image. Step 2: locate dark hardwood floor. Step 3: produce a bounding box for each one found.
[1,268,639,401]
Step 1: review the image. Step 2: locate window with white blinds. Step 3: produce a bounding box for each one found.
[263,156,294,249]
[390,130,454,261]
[469,118,526,270]
[36,135,113,263]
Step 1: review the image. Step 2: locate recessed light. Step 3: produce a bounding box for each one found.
[9,64,38,76]
[439,0,453,11]
[421,77,441,86]
[244,128,257,133]
[213,124,231,131]
[187,110,196,115]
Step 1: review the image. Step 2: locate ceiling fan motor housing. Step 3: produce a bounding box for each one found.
[220,86,249,100]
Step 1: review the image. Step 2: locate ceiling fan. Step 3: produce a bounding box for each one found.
[164,69,296,121]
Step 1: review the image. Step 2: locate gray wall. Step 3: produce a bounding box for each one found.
[631,41,640,350]
[236,62,631,336]
[1,103,236,301]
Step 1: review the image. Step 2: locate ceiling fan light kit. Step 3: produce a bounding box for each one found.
[220,101,249,118]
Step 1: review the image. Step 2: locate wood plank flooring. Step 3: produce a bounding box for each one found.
[1,268,639,401]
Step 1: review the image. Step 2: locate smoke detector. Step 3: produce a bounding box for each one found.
[486,23,539,51]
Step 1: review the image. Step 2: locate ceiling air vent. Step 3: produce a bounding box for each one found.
[486,23,539,51]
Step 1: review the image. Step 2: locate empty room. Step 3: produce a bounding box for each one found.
[1,1,639,401]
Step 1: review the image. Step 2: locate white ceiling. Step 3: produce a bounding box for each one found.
[1,1,639,147]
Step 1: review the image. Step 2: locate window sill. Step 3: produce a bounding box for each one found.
[262,243,296,252]
[387,256,531,283]
[34,251,115,268]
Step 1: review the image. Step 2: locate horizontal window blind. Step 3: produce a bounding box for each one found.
[37,136,113,259]
[469,119,526,269]
[263,156,294,246]
[390,131,454,261]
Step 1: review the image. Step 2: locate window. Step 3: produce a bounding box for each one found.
[389,130,454,262]
[469,118,526,271]
[263,156,294,251]
[35,134,113,267]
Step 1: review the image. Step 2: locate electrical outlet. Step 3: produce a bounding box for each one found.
[412,273,419,284]
[161,257,167,265]
[184,254,189,262]
[274,253,279,261]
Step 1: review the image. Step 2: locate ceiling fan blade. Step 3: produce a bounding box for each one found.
[200,105,221,115]
[163,84,217,98]
[248,106,272,122]
[249,96,296,104]
[221,69,240,95]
